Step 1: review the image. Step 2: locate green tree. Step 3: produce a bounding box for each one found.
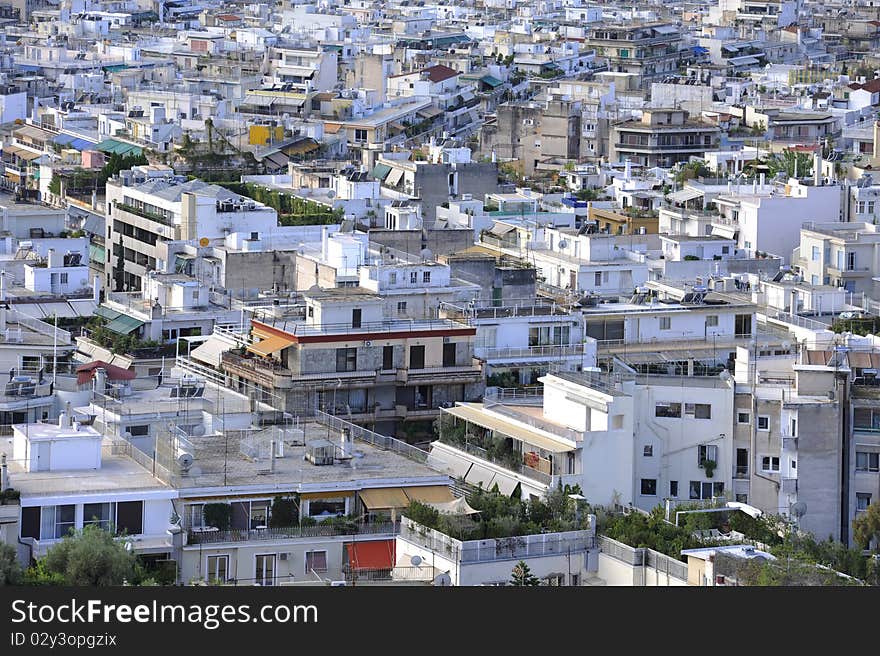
[764,150,813,179]
[0,543,23,585]
[41,524,136,586]
[509,560,540,586]
[853,501,880,551]
[674,160,710,183]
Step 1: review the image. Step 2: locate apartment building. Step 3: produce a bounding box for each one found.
[585,23,685,88]
[104,166,277,293]
[480,97,582,177]
[609,109,721,168]
[429,369,734,512]
[793,222,880,296]
[266,46,338,93]
[219,286,484,435]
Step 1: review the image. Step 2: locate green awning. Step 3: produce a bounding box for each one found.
[95,306,122,321]
[89,243,106,265]
[103,64,129,73]
[104,315,144,335]
[370,163,392,181]
[95,139,143,157]
[481,75,503,88]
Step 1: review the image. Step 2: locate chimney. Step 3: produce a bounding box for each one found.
[0,453,7,491]
[814,149,823,186]
[340,427,352,458]
[760,172,765,190]
[47,248,62,268]
[94,367,107,395]
[321,225,329,261]
[270,439,276,472]
[92,275,100,303]
[0,270,6,302]
[624,158,632,181]
[65,401,72,427]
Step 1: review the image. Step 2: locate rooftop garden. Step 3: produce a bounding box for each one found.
[599,501,880,584]
[216,181,344,226]
[403,484,591,541]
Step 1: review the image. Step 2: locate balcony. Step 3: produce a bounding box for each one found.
[615,141,717,153]
[734,466,749,479]
[257,317,472,340]
[186,521,398,545]
[826,265,870,277]
[114,202,175,227]
[782,437,798,452]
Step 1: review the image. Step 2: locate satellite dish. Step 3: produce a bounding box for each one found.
[410,555,422,567]
[719,370,731,382]
[790,501,807,520]
[327,190,336,199]
[432,571,452,586]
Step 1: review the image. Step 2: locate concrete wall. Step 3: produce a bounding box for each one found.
[369,228,475,257]
[797,402,842,542]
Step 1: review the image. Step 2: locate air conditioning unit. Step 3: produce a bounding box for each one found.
[715,574,725,585]
[279,553,290,561]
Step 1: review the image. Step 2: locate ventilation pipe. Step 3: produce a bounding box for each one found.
[92,275,100,303]
[94,367,107,396]
[270,440,276,472]
[813,149,823,186]
[1,453,8,491]
[321,225,329,261]
[340,427,352,458]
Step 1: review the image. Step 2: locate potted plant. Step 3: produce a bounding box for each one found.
[701,459,717,478]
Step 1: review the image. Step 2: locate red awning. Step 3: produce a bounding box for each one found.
[347,540,396,571]
[76,360,136,385]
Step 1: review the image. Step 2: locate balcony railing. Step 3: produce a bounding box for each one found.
[343,565,437,583]
[187,521,399,545]
[734,465,749,479]
[254,317,471,337]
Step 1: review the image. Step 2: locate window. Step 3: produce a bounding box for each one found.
[669,480,678,497]
[640,479,657,496]
[397,301,407,313]
[706,315,718,327]
[735,314,752,337]
[423,271,431,283]
[811,245,820,261]
[308,499,346,518]
[735,494,748,504]
[690,481,722,500]
[757,416,769,431]
[189,504,205,529]
[83,502,112,531]
[255,554,275,586]
[737,412,750,424]
[116,500,143,535]
[336,347,357,372]
[409,271,418,284]
[698,445,718,466]
[856,452,880,472]
[761,456,780,472]
[736,448,748,477]
[594,272,602,286]
[351,308,362,328]
[382,345,394,370]
[529,325,570,346]
[250,501,269,529]
[305,550,328,573]
[686,403,712,419]
[655,402,681,418]
[207,555,229,583]
[60,273,68,284]
[389,272,397,285]
[659,316,671,330]
[354,128,368,142]
[41,505,75,540]
[643,445,653,457]
[128,425,149,437]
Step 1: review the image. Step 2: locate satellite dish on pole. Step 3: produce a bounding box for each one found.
[790,501,807,521]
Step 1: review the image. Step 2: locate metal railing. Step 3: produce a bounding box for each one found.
[435,439,554,485]
[315,409,430,464]
[478,344,586,360]
[8,307,72,343]
[253,317,471,337]
[344,565,435,583]
[187,521,399,545]
[484,386,544,404]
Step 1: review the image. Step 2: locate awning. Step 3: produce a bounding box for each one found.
[426,448,473,479]
[84,214,105,236]
[191,336,231,367]
[444,403,574,453]
[104,314,144,335]
[69,299,98,317]
[95,306,122,321]
[481,75,503,88]
[76,360,136,385]
[4,145,43,161]
[89,243,106,264]
[489,222,517,236]
[489,472,520,496]
[403,486,455,504]
[667,187,702,203]
[464,462,497,488]
[95,139,143,157]
[427,497,481,515]
[39,302,79,319]
[385,167,404,187]
[299,491,354,500]
[358,487,410,510]
[711,224,737,239]
[370,163,392,181]
[247,333,294,357]
[284,139,319,155]
[347,539,395,570]
[848,352,872,368]
[417,107,443,119]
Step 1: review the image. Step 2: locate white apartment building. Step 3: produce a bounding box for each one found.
[104,166,277,293]
[793,222,880,296]
[710,177,842,262]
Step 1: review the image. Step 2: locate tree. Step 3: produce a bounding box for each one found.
[40,524,136,586]
[509,560,540,586]
[764,150,813,180]
[0,543,23,585]
[674,160,710,183]
[853,501,880,551]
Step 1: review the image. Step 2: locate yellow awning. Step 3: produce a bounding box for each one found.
[403,486,455,504]
[358,487,410,509]
[247,333,295,357]
[300,491,354,500]
[444,403,575,453]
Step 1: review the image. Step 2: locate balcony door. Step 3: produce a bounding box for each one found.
[255,554,275,586]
